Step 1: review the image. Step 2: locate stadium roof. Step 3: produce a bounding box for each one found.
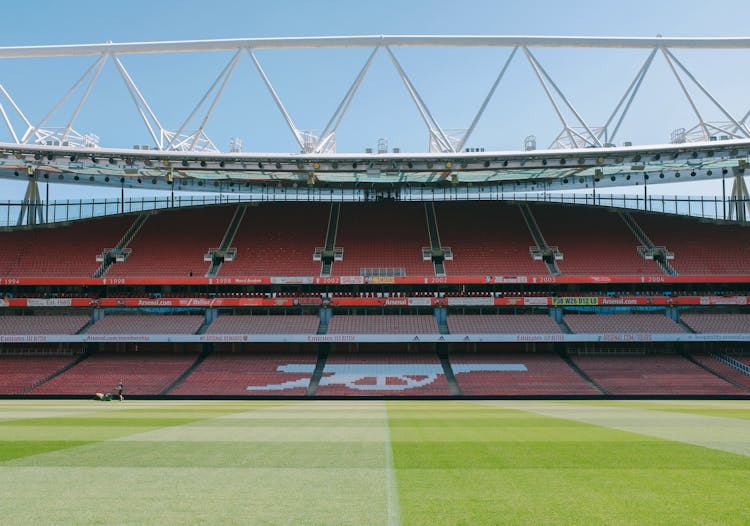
[1,139,748,193]
[2,35,750,195]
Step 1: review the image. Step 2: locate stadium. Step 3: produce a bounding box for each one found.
[2,30,750,525]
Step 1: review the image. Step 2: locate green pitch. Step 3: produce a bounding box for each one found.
[1,400,749,525]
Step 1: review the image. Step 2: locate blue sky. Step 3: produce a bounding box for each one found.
[1,0,749,199]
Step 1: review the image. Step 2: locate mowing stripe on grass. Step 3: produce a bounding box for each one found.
[485,400,750,457]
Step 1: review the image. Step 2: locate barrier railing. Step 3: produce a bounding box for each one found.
[1,191,748,227]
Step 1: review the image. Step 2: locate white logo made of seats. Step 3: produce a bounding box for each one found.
[247,363,527,391]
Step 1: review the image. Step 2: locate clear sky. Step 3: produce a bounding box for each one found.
[1,0,749,200]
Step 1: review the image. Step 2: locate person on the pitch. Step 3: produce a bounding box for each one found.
[116,379,124,401]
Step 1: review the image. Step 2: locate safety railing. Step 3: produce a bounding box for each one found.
[1,191,748,227]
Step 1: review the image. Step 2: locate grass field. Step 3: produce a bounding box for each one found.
[1,399,749,525]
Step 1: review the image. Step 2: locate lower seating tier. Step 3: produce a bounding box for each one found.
[0,355,77,395]
[315,349,452,396]
[690,354,750,389]
[451,352,598,396]
[171,350,318,396]
[571,353,746,395]
[29,351,198,395]
[87,315,204,334]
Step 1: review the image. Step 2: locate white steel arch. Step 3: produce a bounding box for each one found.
[0,34,749,156]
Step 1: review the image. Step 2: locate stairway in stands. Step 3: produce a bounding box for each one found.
[93,213,149,277]
[438,345,461,395]
[306,344,330,396]
[19,349,94,395]
[320,203,341,277]
[518,203,561,275]
[619,211,677,275]
[424,203,448,276]
[206,205,246,277]
[559,351,606,394]
[161,344,214,395]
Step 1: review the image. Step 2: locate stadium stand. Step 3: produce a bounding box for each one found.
[327,315,439,334]
[446,314,561,334]
[436,202,549,275]
[206,315,320,334]
[106,206,234,277]
[563,313,684,333]
[218,203,328,277]
[632,212,750,275]
[689,353,750,389]
[680,313,750,333]
[87,315,204,334]
[315,347,452,396]
[450,351,599,395]
[2,200,750,399]
[571,353,745,395]
[30,351,198,395]
[530,204,664,275]
[171,348,317,396]
[0,215,133,277]
[332,202,435,276]
[0,315,90,334]
[0,355,77,395]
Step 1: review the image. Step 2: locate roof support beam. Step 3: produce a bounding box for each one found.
[604,47,657,144]
[661,46,711,141]
[112,55,166,150]
[22,54,107,144]
[662,47,749,138]
[523,47,601,148]
[385,46,455,153]
[249,49,306,152]
[315,46,380,153]
[167,50,241,151]
[458,46,518,152]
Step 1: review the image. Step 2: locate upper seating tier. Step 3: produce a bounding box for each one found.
[436,202,549,275]
[332,203,434,277]
[632,212,750,275]
[107,206,234,278]
[218,203,328,277]
[0,315,90,335]
[530,204,664,275]
[0,215,134,277]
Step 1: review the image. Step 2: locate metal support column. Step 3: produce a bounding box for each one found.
[729,166,750,222]
[17,179,45,226]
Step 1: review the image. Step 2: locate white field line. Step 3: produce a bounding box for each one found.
[384,401,401,526]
